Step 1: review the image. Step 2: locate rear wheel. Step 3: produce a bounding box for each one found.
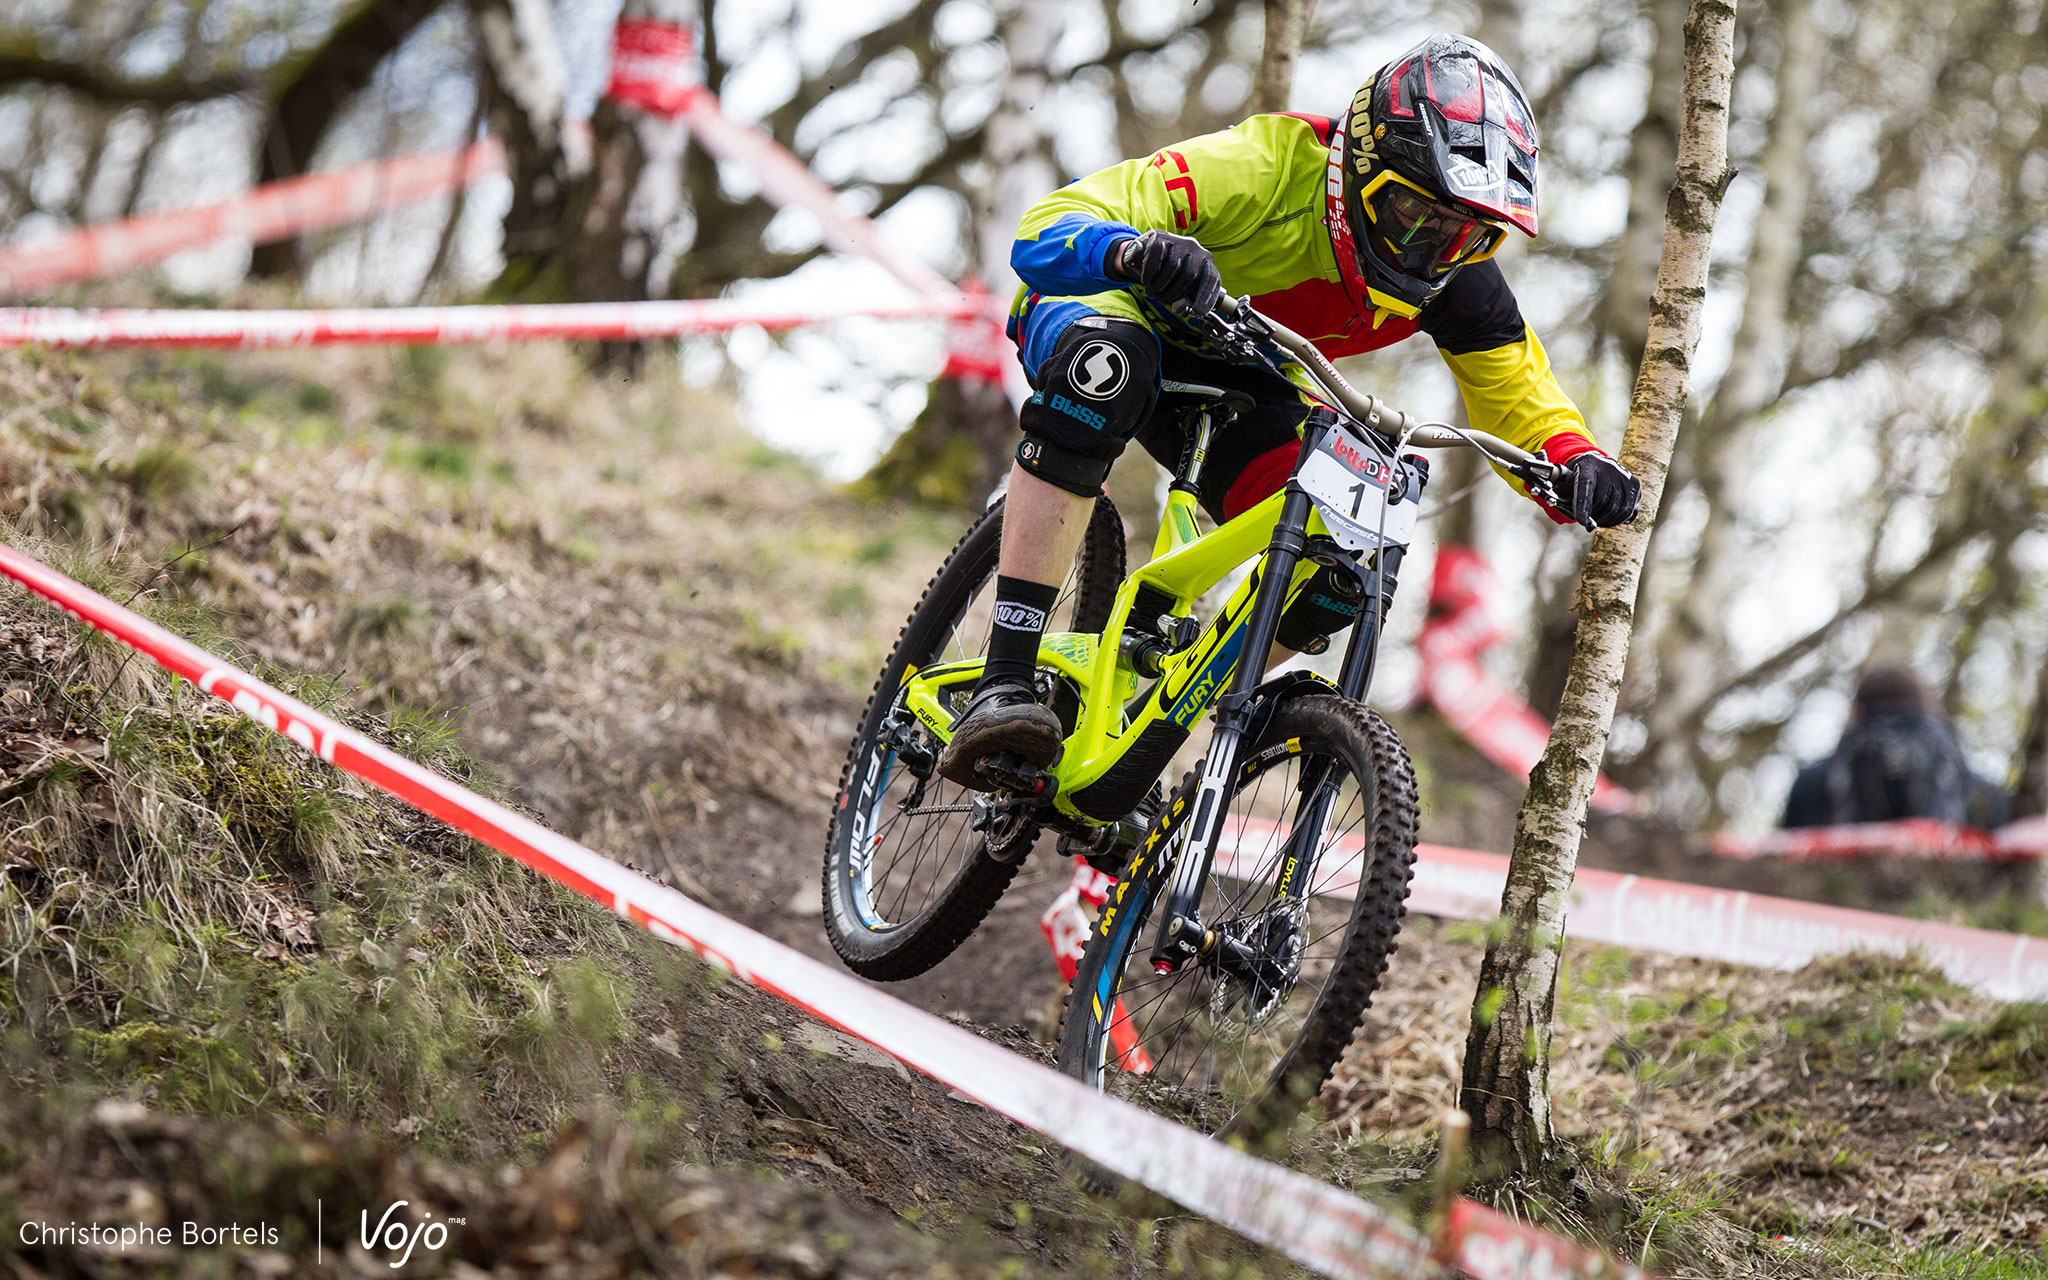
[822,495,1124,981]
[1054,694,1417,1138]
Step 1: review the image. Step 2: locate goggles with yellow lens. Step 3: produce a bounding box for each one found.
[1357,170,1507,279]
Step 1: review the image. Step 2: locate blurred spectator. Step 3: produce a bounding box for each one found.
[1783,664,2010,829]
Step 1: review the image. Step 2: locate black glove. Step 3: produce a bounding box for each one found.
[1109,230,1224,317]
[1562,453,1641,528]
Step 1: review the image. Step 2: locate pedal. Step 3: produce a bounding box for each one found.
[973,752,1059,803]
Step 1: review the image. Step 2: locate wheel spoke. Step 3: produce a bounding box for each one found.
[1068,710,1417,1139]
[829,506,1117,967]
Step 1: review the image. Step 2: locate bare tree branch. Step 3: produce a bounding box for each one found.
[0,49,248,104]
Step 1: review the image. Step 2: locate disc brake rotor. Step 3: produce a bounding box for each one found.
[1209,898,1310,1027]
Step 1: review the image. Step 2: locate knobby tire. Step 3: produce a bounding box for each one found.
[1054,693,1418,1144]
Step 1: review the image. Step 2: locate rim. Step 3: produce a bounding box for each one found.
[1090,738,1374,1133]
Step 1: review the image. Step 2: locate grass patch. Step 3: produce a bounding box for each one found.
[1822,1240,2048,1279]
[117,442,202,502]
[1938,1001,2048,1086]
[0,545,706,1163]
[1462,1149,1754,1278]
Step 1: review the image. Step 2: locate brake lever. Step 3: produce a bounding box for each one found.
[1520,463,1597,533]
[1200,298,1272,364]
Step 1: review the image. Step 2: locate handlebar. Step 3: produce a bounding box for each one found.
[1207,296,1593,530]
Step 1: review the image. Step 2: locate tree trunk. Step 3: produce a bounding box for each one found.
[1640,0,1817,793]
[249,0,447,279]
[857,0,1061,508]
[568,0,697,366]
[468,0,699,369]
[2014,654,2048,821]
[1253,0,1309,114]
[1458,0,1735,1178]
[468,0,588,297]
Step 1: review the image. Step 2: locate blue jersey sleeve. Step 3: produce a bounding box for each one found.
[1011,212,1140,298]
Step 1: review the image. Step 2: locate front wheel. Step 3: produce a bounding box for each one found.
[1055,693,1417,1139]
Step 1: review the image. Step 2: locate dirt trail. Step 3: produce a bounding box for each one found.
[4,343,2042,1276]
[0,344,1216,1277]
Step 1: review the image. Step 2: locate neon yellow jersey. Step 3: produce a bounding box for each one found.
[1006,112,1601,501]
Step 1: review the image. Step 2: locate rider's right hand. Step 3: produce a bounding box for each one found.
[1109,230,1224,318]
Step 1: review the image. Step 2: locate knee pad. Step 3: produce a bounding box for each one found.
[1016,320,1159,496]
[1276,563,1364,653]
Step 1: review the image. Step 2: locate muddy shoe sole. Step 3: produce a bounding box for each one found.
[936,706,1064,789]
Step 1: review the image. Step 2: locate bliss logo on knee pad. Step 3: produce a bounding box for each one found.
[1048,393,1108,430]
[1068,340,1131,399]
[993,603,1049,631]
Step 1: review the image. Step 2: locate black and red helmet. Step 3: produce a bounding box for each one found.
[1341,34,1540,316]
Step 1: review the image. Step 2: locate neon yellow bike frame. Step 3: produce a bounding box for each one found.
[899,482,1336,825]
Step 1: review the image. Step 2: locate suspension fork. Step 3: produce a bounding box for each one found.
[1148,483,1318,973]
[1268,543,1405,901]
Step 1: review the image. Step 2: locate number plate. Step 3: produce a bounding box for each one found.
[1295,429,1418,551]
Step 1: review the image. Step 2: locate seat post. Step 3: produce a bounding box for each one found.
[1151,381,1252,560]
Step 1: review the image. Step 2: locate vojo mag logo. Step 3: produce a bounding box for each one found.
[358,1201,457,1269]
[1068,340,1129,400]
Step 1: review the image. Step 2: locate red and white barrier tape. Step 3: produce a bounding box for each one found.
[1213,820,2048,1002]
[607,16,697,117]
[0,141,506,299]
[0,539,1448,1280]
[1447,1201,1646,1280]
[601,16,955,302]
[1039,856,1153,1071]
[1710,817,2046,862]
[0,292,988,350]
[1420,547,1632,814]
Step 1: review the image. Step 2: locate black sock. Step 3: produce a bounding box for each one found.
[981,575,1061,691]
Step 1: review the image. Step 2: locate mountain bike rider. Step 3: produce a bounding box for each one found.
[936,33,1642,790]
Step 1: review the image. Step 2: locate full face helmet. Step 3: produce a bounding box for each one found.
[1339,34,1540,317]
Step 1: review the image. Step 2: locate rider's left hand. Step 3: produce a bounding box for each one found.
[1562,453,1641,528]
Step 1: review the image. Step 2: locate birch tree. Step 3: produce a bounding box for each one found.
[1458,0,1736,1176]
